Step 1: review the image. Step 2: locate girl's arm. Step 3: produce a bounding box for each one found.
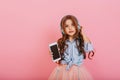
[80,26,91,43]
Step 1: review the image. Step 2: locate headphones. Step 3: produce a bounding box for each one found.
[60,24,81,35]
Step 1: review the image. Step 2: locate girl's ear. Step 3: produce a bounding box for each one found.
[61,28,64,35]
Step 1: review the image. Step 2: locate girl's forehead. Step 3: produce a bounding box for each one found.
[65,19,73,25]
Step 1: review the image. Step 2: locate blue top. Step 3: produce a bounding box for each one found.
[60,39,94,71]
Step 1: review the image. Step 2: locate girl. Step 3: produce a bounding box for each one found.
[48,15,95,80]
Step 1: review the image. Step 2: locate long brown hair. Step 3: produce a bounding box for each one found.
[57,15,94,59]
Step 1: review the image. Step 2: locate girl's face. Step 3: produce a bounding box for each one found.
[64,19,76,37]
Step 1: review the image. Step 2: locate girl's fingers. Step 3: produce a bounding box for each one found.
[80,26,83,31]
[55,61,59,64]
[49,51,53,56]
[49,51,51,55]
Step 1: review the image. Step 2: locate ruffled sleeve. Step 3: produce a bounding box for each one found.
[84,42,94,53]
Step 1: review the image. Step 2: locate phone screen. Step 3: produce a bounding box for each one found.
[50,44,61,60]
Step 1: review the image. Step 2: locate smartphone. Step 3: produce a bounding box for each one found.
[49,42,61,62]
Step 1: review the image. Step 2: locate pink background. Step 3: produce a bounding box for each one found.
[0,0,120,80]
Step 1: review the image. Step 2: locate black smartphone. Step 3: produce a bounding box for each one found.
[49,42,61,62]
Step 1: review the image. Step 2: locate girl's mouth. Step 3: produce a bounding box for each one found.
[69,31,74,33]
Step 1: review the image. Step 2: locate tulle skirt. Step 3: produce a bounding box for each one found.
[48,64,93,80]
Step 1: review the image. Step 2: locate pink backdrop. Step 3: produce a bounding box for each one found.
[0,0,120,80]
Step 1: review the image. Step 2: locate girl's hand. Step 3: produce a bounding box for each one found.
[80,26,86,36]
[80,26,84,34]
[49,50,54,59]
[49,50,52,55]
[49,51,60,64]
[55,61,59,64]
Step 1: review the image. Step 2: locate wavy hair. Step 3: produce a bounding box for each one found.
[57,15,94,60]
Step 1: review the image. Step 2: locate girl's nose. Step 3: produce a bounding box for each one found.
[69,26,72,30]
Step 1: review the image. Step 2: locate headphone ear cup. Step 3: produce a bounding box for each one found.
[61,28,64,34]
[78,24,81,30]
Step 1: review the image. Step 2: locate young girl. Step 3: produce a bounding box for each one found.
[48,15,95,80]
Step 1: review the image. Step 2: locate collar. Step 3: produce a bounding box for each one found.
[66,38,76,43]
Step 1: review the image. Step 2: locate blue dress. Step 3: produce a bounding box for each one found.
[48,39,94,80]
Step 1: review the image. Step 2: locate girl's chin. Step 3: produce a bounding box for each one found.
[68,33,75,36]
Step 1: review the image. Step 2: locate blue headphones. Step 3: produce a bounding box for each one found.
[60,24,81,35]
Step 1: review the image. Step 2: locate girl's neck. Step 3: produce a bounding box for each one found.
[69,36,74,42]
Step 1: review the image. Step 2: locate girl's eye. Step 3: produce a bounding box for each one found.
[65,25,68,27]
[72,23,75,26]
